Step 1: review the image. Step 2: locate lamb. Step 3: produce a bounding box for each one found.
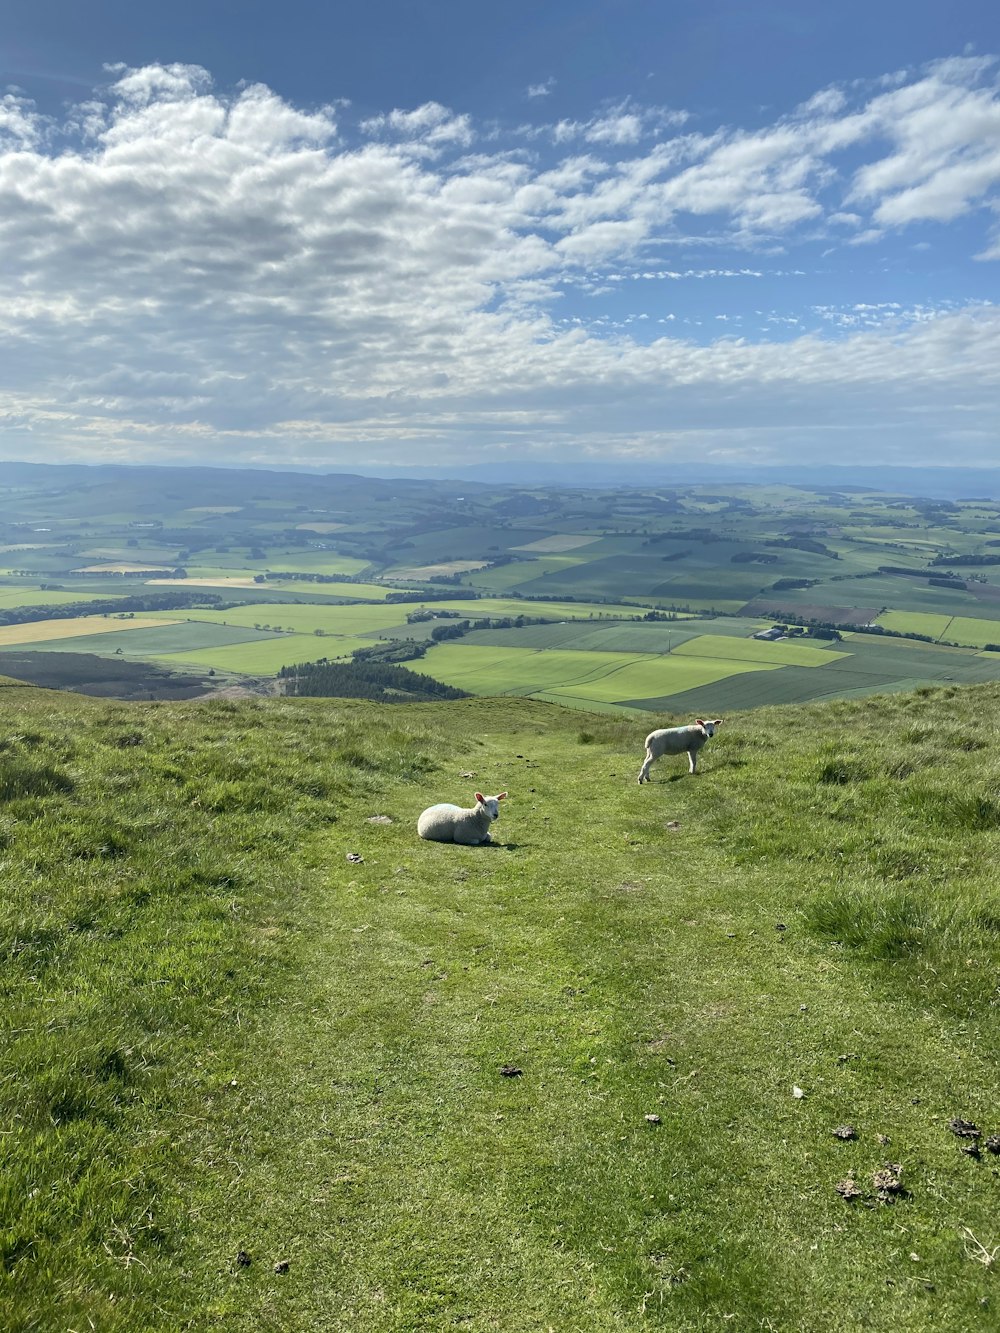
[417,791,507,844]
[637,719,723,783]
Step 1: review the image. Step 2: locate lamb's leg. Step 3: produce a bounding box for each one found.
[688,749,697,774]
[638,747,654,784]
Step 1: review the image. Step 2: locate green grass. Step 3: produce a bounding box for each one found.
[4,685,1000,1329]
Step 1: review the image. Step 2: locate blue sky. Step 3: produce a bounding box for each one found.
[2,1,1000,473]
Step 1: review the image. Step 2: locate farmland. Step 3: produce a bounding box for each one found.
[2,460,1000,706]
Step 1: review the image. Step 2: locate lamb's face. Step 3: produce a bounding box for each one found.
[696,719,723,738]
[475,792,507,820]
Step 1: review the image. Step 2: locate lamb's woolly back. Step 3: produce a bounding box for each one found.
[417,791,508,845]
[638,718,723,782]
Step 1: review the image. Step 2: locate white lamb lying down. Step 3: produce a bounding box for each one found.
[637,719,723,783]
[417,792,508,844]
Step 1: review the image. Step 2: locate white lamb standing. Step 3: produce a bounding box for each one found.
[417,791,508,844]
[637,719,723,783]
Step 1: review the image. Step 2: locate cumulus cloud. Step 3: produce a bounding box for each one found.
[1,58,1000,468]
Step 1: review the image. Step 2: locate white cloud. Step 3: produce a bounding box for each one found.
[362,101,473,147]
[526,79,555,99]
[1,60,1000,469]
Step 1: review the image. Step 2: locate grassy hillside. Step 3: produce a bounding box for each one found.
[2,684,999,1331]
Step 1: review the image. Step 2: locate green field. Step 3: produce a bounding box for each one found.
[155,635,364,674]
[671,633,845,667]
[876,610,954,639]
[159,603,417,637]
[418,642,780,705]
[0,587,126,608]
[643,632,1000,714]
[877,611,1000,648]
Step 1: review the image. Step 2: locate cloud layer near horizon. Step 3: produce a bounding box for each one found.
[1,57,999,469]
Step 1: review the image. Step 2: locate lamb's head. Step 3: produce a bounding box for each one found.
[475,791,508,821]
[696,718,724,737]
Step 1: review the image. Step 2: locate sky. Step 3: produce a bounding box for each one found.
[2,0,1000,476]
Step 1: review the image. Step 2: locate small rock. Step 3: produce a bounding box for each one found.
[366,815,393,825]
[500,1064,523,1078]
[726,932,736,938]
[664,820,681,830]
[346,852,364,864]
[837,1053,856,1063]
[775,923,786,931]
[645,1113,662,1125]
[274,1259,290,1275]
[459,771,476,778]
[985,1135,1000,1154]
[792,1085,805,1099]
[948,1117,982,1140]
[832,1125,857,1140]
[877,1134,891,1146]
[799,1005,808,1012]
[236,1251,251,1268]
[835,1176,862,1202]
[961,1143,981,1159]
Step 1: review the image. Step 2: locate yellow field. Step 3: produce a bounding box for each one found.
[72,563,175,574]
[511,535,601,553]
[147,577,262,589]
[0,617,173,647]
[390,561,493,579]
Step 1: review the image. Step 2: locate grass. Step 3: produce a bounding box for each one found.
[3,684,1000,1329]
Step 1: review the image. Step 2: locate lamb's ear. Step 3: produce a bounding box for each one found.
[696,718,705,726]
[714,718,724,726]
[497,792,507,800]
[475,792,485,804]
